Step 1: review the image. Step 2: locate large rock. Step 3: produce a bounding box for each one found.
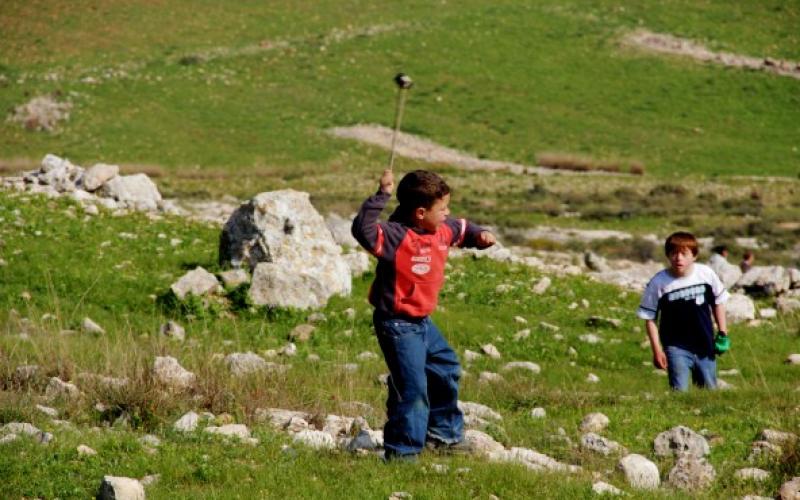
[100,173,162,211]
[82,163,119,192]
[220,190,351,309]
[2,422,53,444]
[777,296,800,314]
[618,454,660,490]
[726,293,756,323]
[325,212,359,248]
[654,426,709,458]
[152,356,195,391]
[97,476,145,500]
[708,254,742,290]
[225,352,268,376]
[667,455,715,491]
[37,154,82,192]
[737,266,792,296]
[779,477,800,500]
[170,267,221,300]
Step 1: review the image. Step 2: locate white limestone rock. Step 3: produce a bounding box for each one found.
[152,356,195,391]
[77,444,97,456]
[592,481,623,496]
[618,454,660,490]
[81,317,105,334]
[667,454,715,491]
[205,424,251,440]
[501,361,541,374]
[581,432,626,456]
[464,429,506,456]
[97,476,145,500]
[654,426,710,458]
[225,352,268,376]
[737,266,792,296]
[45,377,82,402]
[481,343,502,359]
[100,173,162,211]
[489,446,580,473]
[170,267,221,300]
[82,163,119,192]
[218,268,250,288]
[220,190,351,309]
[159,320,185,341]
[293,429,336,450]
[530,407,546,418]
[735,468,770,482]
[580,413,610,433]
[174,411,199,432]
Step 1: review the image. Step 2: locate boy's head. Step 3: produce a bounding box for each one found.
[397,170,451,231]
[711,245,728,257]
[742,250,754,263]
[664,231,698,277]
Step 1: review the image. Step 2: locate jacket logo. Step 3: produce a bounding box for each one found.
[411,263,431,275]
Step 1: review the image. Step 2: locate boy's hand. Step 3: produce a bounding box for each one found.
[476,231,496,249]
[653,349,667,370]
[714,331,730,355]
[380,169,394,194]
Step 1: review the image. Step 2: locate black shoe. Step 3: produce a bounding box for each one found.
[425,438,474,455]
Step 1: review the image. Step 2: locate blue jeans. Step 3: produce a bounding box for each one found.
[665,346,717,391]
[374,313,464,458]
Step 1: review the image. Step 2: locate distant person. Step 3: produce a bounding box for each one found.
[740,250,755,273]
[637,232,730,391]
[707,243,740,289]
[708,245,729,266]
[351,169,496,461]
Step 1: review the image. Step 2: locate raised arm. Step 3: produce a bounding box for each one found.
[351,170,394,255]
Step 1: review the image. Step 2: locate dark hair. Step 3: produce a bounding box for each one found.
[742,250,754,259]
[396,170,450,210]
[711,245,728,255]
[665,231,698,257]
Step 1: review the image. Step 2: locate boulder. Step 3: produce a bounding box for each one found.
[737,266,792,296]
[152,356,195,391]
[100,173,162,211]
[726,293,756,323]
[342,250,371,277]
[779,477,800,500]
[170,267,221,300]
[464,429,506,456]
[97,476,145,500]
[225,352,268,376]
[708,254,742,289]
[581,432,626,456]
[219,190,351,309]
[618,454,660,490]
[325,212,359,248]
[204,424,250,439]
[38,154,82,192]
[289,324,315,342]
[82,163,119,192]
[580,413,610,433]
[748,440,782,462]
[218,269,249,289]
[760,429,797,446]
[458,400,502,422]
[667,454,715,491]
[584,252,610,272]
[790,268,800,289]
[2,422,53,444]
[777,296,800,314]
[293,429,336,450]
[174,411,199,432]
[654,426,710,458]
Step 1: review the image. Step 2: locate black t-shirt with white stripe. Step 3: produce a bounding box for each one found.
[637,263,729,358]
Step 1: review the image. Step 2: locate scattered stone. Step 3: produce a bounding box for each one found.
[218,268,250,288]
[586,373,600,383]
[139,435,161,447]
[293,429,336,450]
[581,433,626,456]
[464,429,505,456]
[458,401,503,422]
[357,351,379,361]
[1,422,53,444]
[667,454,715,491]
[708,254,742,290]
[513,328,531,341]
[36,405,58,418]
[759,307,777,319]
[779,477,800,499]
[82,163,119,192]
[220,190,351,309]
[580,413,610,433]
[726,293,756,323]
[45,377,82,402]
[481,343,502,359]
[584,252,610,272]
[654,426,710,458]
[463,350,482,362]
[734,468,770,482]
[532,276,551,294]
[592,481,623,496]
[289,324,315,342]
[347,429,383,452]
[579,333,603,344]
[159,320,185,341]
[760,428,797,446]
[489,446,580,473]
[618,454,660,490]
[205,424,251,440]
[514,316,528,324]
[225,352,268,376]
[77,444,97,456]
[100,173,162,211]
[539,322,560,332]
[389,492,412,500]
[140,474,161,487]
[501,361,541,374]
[479,371,504,383]
[530,407,546,418]
[738,266,792,296]
[174,411,200,432]
[81,317,105,334]
[0,434,19,445]
[748,440,782,462]
[170,267,221,300]
[278,343,297,357]
[152,356,195,391]
[97,476,145,500]
[777,296,800,314]
[10,96,72,132]
[786,354,800,365]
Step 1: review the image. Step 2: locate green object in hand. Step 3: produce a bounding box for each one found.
[714,332,730,354]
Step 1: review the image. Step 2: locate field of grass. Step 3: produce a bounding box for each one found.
[1,1,800,498]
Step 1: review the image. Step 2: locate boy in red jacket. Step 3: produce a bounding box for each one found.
[352,169,495,461]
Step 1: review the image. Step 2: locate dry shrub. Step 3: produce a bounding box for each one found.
[9,94,72,132]
[0,157,38,174]
[537,153,592,172]
[629,162,646,175]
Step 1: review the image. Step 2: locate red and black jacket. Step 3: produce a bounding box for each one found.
[351,191,485,319]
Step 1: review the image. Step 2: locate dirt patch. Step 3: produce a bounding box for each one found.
[8,95,72,132]
[624,30,800,80]
[328,125,622,176]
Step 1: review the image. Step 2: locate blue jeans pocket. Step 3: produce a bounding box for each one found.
[380,319,423,338]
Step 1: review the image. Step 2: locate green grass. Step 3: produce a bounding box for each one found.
[1,191,799,498]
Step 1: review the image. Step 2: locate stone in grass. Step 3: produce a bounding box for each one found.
[218,268,249,289]
[204,424,251,440]
[82,163,119,192]
[586,316,622,329]
[581,433,626,456]
[786,353,800,365]
[0,434,18,445]
[389,493,412,500]
[481,343,502,359]
[618,454,660,490]
[592,481,623,496]
[478,371,504,384]
[579,333,603,344]
[734,468,770,482]
[293,429,336,450]
[45,377,82,402]
[760,428,798,446]
[97,476,145,500]
[458,401,503,422]
[159,320,185,341]
[463,350,482,362]
[502,361,541,374]
[779,477,800,499]
[580,413,610,433]
[585,373,600,383]
[289,324,315,343]
[139,435,161,447]
[357,351,379,361]
[36,404,58,418]
[667,454,715,491]
[653,426,710,459]
[81,317,105,334]
[748,441,782,462]
[100,173,162,211]
[174,411,199,432]
[530,407,546,418]
[2,422,53,444]
[77,444,97,456]
[170,267,222,300]
[225,352,268,376]
[152,356,195,391]
[347,429,383,452]
[531,276,551,295]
